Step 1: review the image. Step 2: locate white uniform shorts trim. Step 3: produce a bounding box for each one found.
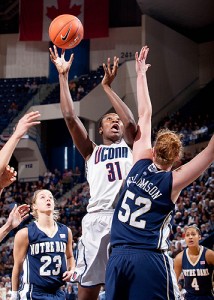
[71,210,114,286]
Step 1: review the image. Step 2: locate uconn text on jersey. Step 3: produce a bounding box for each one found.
[94,146,128,163]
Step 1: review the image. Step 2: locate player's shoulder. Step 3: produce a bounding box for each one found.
[57,221,69,231]
[56,221,66,227]
[15,226,28,240]
[174,250,184,262]
[205,247,214,265]
[131,158,153,172]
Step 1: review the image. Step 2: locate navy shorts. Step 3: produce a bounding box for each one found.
[19,284,65,300]
[105,247,180,300]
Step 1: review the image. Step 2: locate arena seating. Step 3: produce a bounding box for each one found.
[0,77,47,133]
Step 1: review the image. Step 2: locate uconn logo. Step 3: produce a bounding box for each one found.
[94,146,128,164]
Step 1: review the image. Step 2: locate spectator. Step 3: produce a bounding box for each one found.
[8,102,18,118]
[77,84,84,95]
[28,81,38,94]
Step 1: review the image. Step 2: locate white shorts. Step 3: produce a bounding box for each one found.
[71,210,114,287]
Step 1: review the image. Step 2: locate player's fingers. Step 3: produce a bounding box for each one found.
[69,53,74,64]
[53,45,58,57]
[144,47,150,60]
[62,271,68,278]
[10,177,16,183]
[49,47,55,58]
[102,63,108,73]
[18,204,30,211]
[9,166,15,173]
[26,111,40,118]
[107,57,111,73]
[112,57,119,74]
[61,51,65,59]
[10,204,17,214]
[116,57,119,67]
[50,49,57,61]
[135,52,139,61]
[21,214,30,221]
[26,112,41,122]
[139,47,145,60]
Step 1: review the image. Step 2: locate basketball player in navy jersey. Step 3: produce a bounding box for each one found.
[105,45,214,300]
[11,189,75,300]
[174,225,214,299]
[49,45,137,300]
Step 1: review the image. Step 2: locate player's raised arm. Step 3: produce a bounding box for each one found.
[133,46,152,163]
[49,45,94,160]
[0,111,41,176]
[172,135,214,201]
[102,57,137,147]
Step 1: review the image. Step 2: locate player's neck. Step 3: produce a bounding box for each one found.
[103,137,122,145]
[36,218,57,237]
[37,213,55,228]
[188,245,201,256]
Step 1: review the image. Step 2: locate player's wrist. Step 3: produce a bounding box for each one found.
[11,291,18,300]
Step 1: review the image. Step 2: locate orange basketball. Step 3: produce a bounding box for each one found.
[49,14,84,49]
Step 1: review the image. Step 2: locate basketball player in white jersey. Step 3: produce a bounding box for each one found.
[49,45,137,300]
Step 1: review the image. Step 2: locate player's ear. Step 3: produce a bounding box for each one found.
[99,128,103,135]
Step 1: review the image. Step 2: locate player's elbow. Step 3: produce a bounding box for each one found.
[124,119,137,132]
[138,110,152,120]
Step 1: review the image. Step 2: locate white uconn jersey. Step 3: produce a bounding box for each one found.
[86,139,133,212]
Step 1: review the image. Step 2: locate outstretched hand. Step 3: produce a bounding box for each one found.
[6,204,30,229]
[49,45,74,74]
[135,46,151,76]
[0,165,17,189]
[13,111,41,139]
[102,56,119,87]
